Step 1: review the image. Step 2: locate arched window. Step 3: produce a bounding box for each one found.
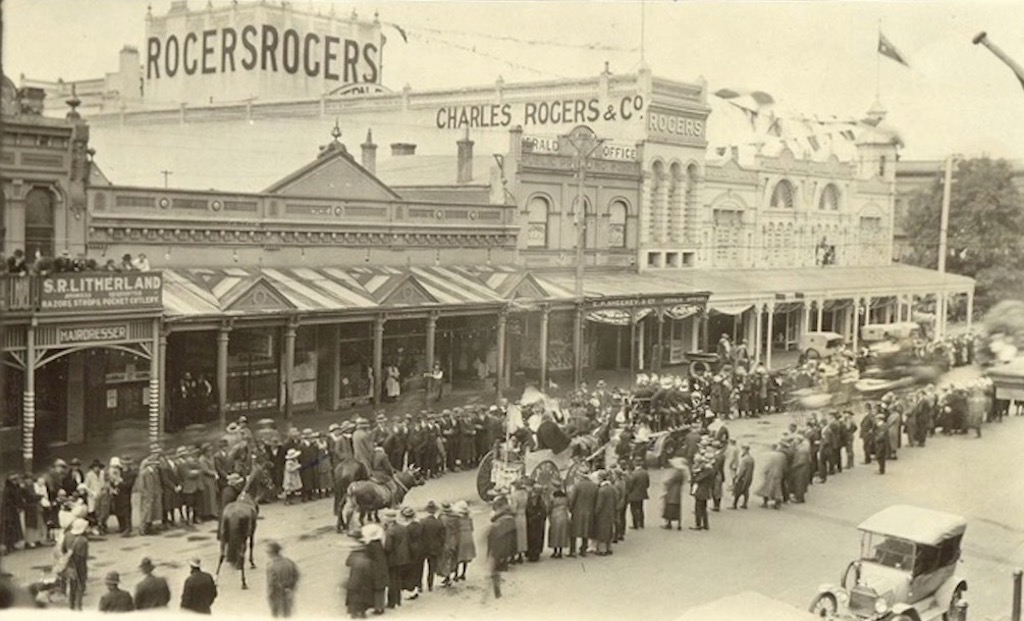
[819,184,840,211]
[526,195,551,248]
[608,200,628,248]
[770,179,795,209]
[25,187,55,258]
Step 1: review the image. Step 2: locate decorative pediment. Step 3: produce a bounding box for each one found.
[223,278,294,312]
[379,275,437,307]
[509,274,548,300]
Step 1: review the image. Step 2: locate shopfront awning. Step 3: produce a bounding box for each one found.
[709,302,753,316]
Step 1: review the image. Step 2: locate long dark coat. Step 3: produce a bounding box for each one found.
[365,540,389,591]
[592,482,618,544]
[625,468,650,502]
[754,450,787,501]
[1,478,23,550]
[384,522,411,567]
[547,495,570,549]
[568,478,598,538]
[662,467,686,521]
[345,545,375,614]
[788,441,811,500]
[692,465,715,501]
[733,454,754,495]
[487,509,517,565]
[525,492,547,560]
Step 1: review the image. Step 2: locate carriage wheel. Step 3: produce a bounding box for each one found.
[531,460,560,502]
[476,450,496,501]
[689,360,710,378]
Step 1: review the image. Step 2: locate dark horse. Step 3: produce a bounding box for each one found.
[341,468,424,536]
[215,467,268,590]
[333,458,368,533]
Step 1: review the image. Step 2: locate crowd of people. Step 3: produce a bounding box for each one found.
[2,248,150,276]
[0,326,1008,614]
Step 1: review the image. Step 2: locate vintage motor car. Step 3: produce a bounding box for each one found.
[860,322,923,345]
[800,331,846,360]
[809,505,968,621]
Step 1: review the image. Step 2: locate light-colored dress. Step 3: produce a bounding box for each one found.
[509,489,529,554]
[456,514,476,563]
[283,459,303,494]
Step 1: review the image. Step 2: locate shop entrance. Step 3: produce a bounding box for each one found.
[437,315,498,389]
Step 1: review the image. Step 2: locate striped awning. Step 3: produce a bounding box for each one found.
[161,265,580,319]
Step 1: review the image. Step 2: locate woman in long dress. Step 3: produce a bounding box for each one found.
[508,482,529,564]
[384,365,401,402]
[454,501,475,581]
[21,476,47,548]
[525,486,547,562]
[547,488,570,558]
[439,503,460,586]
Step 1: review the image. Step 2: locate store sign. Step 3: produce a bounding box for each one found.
[436,94,645,130]
[523,135,638,161]
[58,325,128,345]
[39,273,163,312]
[588,293,708,310]
[647,110,707,141]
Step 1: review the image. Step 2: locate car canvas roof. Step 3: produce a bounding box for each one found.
[858,505,967,546]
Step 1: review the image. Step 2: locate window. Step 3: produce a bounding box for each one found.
[608,200,628,248]
[526,195,550,248]
[714,210,743,267]
[938,535,963,566]
[878,155,887,177]
[25,187,55,258]
[770,180,795,209]
[819,184,840,211]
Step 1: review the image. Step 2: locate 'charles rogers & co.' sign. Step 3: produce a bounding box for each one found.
[39,273,163,312]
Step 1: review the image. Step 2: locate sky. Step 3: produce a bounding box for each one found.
[4,0,1024,162]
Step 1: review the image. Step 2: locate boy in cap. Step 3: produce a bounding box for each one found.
[98,571,135,612]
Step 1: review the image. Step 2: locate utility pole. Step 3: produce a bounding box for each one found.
[566,126,604,390]
[937,154,955,337]
[160,170,173,188]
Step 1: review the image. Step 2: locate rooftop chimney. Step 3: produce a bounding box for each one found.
[361,129,377,174]
[390,143,416,156]
[457,127,474,184]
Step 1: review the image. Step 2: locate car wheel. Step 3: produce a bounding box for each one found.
[805,348,821,361]
[945,583,967,621]
[808,592,837,618]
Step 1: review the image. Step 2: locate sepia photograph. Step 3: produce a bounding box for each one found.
[1,1,1024,620]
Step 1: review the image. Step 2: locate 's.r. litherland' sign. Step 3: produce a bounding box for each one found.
[39,273,163,312]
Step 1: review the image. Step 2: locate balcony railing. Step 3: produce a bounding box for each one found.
[0,274,40,311]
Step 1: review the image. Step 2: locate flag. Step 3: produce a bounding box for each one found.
[392,23,408,43]
[878,32,909,67]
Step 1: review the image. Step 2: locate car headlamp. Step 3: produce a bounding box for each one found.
[836,591,850,604]
[874,598,890,615]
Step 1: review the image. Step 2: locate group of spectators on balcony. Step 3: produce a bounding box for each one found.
[1,249,150,276]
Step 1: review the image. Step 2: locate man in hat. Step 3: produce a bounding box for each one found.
[266,541,300,618]
[176,446,202,525]
[419,501,446,592]
[298,430,318,503]
[400,506,424,599]
[568,468,597,558]
[62,518,91,610]
[873,414,891,475]
[180,557,217,614]
[625,459,650,530]
[134,557,171,609]
[221,473,244,513]
[98,571,135,612]
[370,446,395,485]
[158,451,181,529]
[352,418,375,474]
[731,444,755,510]
[382,509,410,609]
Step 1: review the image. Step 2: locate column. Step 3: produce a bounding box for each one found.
[637,320,646,372]
[753,304,763,362]
[217,323,230,429]
[373,316,385,406]
[966,291,974,332]
[149,319,161,448]
[764,303,776,369]
[283,318,298,419]
[700,310,710,352]
[538,306,550,390]
[816,299,825,332]
[802,301,812,336]
[629,311,639,379]
[933,292,943,338]
[329,325,342,410]
[23,321,36,474]
[852,298,861,351]
[655,312,665,373]
[690,315,699,352]
[572,304,583,388]
[885,299,895,323]
[158,329,168,442]
[425,312,439,376]
[496,310,507,396]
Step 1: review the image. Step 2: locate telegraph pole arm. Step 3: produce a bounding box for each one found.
[973,32,1024,89]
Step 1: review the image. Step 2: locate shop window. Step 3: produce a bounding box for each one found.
[526,195,550,248]
[25,187,55,258]
[770,179,795,210]
[819,184,840,211]
[608,199,628,248]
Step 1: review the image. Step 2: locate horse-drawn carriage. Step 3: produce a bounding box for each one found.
[475,434,605,501]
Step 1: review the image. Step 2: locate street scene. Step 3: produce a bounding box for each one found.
[4,1,1024,620]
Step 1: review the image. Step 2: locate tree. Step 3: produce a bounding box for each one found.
[902,157,1024,310]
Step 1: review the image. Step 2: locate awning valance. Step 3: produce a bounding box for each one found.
[586,309,653,325]
[709,302,753,316]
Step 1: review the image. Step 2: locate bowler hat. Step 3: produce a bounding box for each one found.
[425,500,438,513]
[400,506,416,519]
[104,571,120,585]
[139,557,155,572]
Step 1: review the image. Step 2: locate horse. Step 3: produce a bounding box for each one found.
[333,458,368,533]
[215,467,267,590]
[341,468,424,535]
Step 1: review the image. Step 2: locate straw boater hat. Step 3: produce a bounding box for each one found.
[340,421,356,433]
[328,423,341,433]
[441,501,454,514]
[285,449,301,460]
[453,500,469,516]
[376,413,387,423]
[227,473,244,486]
[301,428,314,438]
[400,506,416,520]
[355,417,370,428]
[361,523,384,543]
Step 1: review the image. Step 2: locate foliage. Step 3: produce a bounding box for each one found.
[902,157,1024,309]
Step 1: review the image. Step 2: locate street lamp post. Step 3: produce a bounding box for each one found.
[566,126,604,389]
